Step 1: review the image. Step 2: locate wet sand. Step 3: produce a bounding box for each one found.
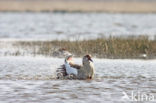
[0,0,156,13]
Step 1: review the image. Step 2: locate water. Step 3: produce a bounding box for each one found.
[0,12,156,102]
[0,12,156,40]
[0,57,156,103]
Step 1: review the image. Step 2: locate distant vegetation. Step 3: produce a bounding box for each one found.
[0,0,156,13]
[12,36,156,59]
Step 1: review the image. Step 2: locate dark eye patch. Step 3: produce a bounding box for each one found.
[85,55,91,59]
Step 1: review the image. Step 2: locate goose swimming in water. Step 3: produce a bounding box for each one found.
[77,55,95,79]
[56,55,95,79]
[64,55,79,76]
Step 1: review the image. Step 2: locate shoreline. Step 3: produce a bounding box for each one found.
[1,36,156,59]
[0,0,156,13]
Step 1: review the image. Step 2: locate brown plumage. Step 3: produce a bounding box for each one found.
[56,55,95,79]
[69,63,81,69]
[77,55,95,79]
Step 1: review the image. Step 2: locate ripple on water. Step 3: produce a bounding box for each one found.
[0,57,156,103]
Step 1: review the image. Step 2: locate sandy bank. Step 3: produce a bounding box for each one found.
[0,0,156,13]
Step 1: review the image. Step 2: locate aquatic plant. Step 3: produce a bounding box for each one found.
[11,36,156,59]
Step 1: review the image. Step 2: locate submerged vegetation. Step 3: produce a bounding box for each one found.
[11,36,156,59]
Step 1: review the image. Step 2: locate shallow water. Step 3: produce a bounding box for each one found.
[0,12,156,40]
[0,57,156,103]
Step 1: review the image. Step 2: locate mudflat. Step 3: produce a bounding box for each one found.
[0,0,156,13]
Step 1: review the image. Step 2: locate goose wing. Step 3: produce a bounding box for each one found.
[56,63,81,79]
[69,63,81,69]
[56,64,67,78]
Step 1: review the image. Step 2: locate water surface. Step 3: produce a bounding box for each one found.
[0,57,156,103]
[0,12,156,40]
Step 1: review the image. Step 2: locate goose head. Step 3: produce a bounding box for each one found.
[65,55,74,64]
[83,54,93,65]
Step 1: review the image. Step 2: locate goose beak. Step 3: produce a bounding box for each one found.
[85,54,93,62]
[89,58,93,62]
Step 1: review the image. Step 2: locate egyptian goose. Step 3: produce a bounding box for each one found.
[56,55,95,79]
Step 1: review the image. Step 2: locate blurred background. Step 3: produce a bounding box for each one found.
[0,0,156,40]
[0,0,156,58]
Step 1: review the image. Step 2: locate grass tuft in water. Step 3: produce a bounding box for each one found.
[12,36,156,59]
